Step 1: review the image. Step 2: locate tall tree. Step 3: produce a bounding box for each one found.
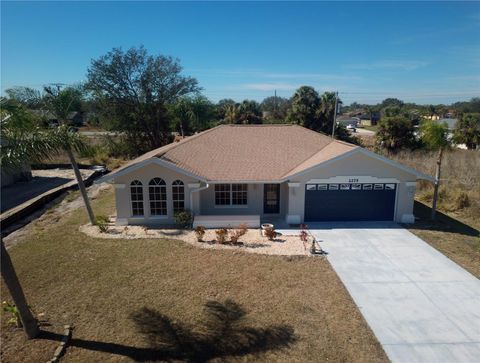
[171,95,215,135]
[317,91,340,135]
[454,113,480,150]
[260,96,291,121]
[237,100,262,124]
[42,86,96,225]
[376,116,416,152]
[286,86,320,128]
[420,120,450,220]
[5,86,43,109]
[223,103,240,124]
[216,99,236,120]
[86,46,199,154]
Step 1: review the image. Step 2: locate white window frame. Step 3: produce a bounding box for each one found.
[130,180,144,216]
[149,178,167,216]
[172,180,185,213]
[214,184,248,207]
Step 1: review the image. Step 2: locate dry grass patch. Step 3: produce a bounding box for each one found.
[407,201,480,278]
[389,149,480,226]
[1,188,387,363]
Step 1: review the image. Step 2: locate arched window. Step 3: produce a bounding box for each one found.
[149,178,167,215]
[130,180,144,216]
[172,180,185,213]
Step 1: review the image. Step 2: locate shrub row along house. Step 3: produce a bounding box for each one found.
[97,125,433,227]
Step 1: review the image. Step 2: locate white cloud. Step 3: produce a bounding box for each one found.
[345,60,429,71]
[240,83,300,91]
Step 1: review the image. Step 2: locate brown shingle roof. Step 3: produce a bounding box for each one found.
[105,125,358,182]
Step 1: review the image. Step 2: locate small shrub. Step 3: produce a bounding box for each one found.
[454,192,470,210]
[174,210,193,228]
[299,224,309,242]
[195,226,206,242]
[2,301,22,327]
[215,228,228,244]
[264,227,277,241]
[299,230,308,242]
[95,215,110,233]
[229,223,248,244]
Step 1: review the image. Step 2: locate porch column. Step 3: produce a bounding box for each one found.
[188,183,202,215]
[113,183,128,226]
[399,181,417,223]
[286,182,302,225]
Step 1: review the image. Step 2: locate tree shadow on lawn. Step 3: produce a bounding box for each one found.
[39,299,296,362]
[410,201,479,238]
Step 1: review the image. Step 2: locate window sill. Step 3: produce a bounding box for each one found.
[214,205,249,209]
[149,216,169,219]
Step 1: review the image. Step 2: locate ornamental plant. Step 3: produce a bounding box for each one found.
[215,228,228,244]
[264,227,277,241]
[300,223,309,243]
[195,226,206,242]
[229,223,248,244]
[2,301,22,327]
[95,215,110,233]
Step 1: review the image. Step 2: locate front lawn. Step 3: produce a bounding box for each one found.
[1,187,387,363]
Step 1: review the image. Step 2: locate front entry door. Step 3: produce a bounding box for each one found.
[264,184,280,214]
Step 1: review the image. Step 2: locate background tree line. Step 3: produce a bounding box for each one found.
[3,46,479,159]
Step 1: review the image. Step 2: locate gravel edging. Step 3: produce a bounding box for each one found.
[79,224,316,256]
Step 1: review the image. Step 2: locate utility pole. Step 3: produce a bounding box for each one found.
[331,91,339,139]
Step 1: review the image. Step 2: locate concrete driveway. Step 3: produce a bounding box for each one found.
[294,222,480,363]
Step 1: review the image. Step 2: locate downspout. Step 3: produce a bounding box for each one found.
[190,183,210,218]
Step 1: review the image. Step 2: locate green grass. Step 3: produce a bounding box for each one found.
[1,188,387,363]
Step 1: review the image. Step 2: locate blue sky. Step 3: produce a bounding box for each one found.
[1,1,479,105]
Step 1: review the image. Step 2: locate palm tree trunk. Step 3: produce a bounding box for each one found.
[66,148,96,225]
[431,148,444,220]
[1,239,39,339]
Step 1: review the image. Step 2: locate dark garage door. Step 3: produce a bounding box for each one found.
[304,183,397,222]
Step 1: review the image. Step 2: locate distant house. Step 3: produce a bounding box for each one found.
[31,110,86,127]
[97,124,432,227]
[359,112,380,126]
[436,118,458,131]
[336,115,360,127]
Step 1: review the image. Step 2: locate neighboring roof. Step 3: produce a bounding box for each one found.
[436,118,458,130]
[98,124,432,183]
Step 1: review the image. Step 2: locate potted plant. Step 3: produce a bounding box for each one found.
[261,223,274,236]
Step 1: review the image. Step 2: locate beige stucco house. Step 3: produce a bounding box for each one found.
[97,125,432,227]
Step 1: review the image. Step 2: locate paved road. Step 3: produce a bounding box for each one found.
[279,222,480,363]
[354,127,375,136]
[1,169,94,213]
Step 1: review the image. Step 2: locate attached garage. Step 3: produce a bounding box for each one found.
[304,182,397,222]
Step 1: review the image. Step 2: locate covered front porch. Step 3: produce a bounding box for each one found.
[191,181,295,228]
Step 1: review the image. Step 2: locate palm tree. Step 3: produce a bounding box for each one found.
[1,99,89,338]
[224,104,239,124]
[42,86,96,224]
[420,120,450,220]
[1,101,61,339]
